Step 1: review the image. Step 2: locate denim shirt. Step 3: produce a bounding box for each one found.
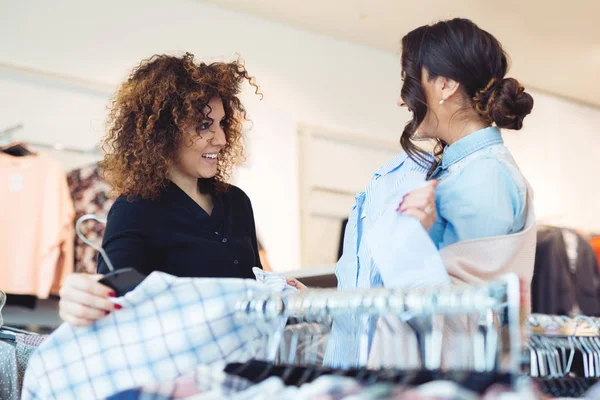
[325,127,528,369]
[325,153,442,368]
[428,126,528,250]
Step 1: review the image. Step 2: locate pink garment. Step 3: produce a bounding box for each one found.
[369,185,536,370]
[0,152,74,298]
[440,182,536,313]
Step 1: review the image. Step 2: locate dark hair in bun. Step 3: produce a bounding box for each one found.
[474,77,534,130]
[399,18,534,172]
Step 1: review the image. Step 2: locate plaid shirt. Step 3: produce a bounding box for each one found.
[22,272,284,400]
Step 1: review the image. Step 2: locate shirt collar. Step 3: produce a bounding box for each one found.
[374,152,409,178]
[165,180,222,221]
[441,126,503,169]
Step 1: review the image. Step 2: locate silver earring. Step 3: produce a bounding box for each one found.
[439,99,445,105]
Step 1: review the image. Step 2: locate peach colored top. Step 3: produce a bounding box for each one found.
[0,152,74,298]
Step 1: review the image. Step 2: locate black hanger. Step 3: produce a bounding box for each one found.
[280,362,300,383]
[1,142,34,157]
[225,359,260,380]
[295,364,317,386]
[251,360,279,383]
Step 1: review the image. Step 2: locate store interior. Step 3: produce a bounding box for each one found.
[1,0,600,398]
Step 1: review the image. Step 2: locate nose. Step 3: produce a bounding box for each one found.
[211,126,227,147]
[397,96,405,108]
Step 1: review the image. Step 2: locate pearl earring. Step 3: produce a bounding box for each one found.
[439,99,446,105]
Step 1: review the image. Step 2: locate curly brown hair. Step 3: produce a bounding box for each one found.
[101,53,260,199]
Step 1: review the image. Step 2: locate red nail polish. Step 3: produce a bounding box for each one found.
[108,292,116,298]
[114,304,122,310]
[105,311,110,315]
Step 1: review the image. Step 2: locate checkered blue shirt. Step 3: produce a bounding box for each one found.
[22,272,285,400]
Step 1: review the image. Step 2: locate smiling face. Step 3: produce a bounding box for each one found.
[170,97,227,180]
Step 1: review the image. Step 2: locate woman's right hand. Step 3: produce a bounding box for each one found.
[59,274,119,327]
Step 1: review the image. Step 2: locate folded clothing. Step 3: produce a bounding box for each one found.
[253,267,299,294]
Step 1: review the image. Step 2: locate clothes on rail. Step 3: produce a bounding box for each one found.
[0,290,46,400]
[534,377,599,398]
[0,340,19,400]
[224,360,514,390]
[277,321,330,367]
[107,365,253,400]
[22,272,285,400]
[0,149,74,298]
[0,332,47,400]
[66,164,113,273]
[526,313,600,398]
[223,361,532,400]
[107,365,532,399]
[590,235,600,271]
[532,226,600,316]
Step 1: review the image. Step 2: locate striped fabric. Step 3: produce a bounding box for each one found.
[324,152,434,368]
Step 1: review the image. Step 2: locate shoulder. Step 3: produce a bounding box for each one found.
[448,156,524,193]
[221,184,256,221]
[222,184,252,204]
[109,194,155,211]
[438,156,527,217]
[106,195,158,229]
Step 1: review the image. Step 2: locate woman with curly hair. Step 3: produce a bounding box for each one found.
[58,53,265,326]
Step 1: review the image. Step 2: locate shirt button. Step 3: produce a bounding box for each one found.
[215,231,219,235]
[222,238,228,243]
[233,260,239,265]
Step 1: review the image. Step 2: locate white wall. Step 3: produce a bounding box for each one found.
[1,0,599,273]
[505,92,600,233]
[0,0,405,272]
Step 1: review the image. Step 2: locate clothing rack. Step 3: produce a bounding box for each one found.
[526,313,600,397]
[236,274,522,376]
[0,123,24,146]
[527,314,600,337]
[0,123,101,155]
[0,123,23,138]
[25,140,101,155]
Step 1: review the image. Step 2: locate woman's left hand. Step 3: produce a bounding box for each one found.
[397,180,438,231]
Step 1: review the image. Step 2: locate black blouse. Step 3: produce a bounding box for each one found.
[97,181,261,279]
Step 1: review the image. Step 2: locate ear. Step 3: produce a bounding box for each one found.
[438,77,461,102]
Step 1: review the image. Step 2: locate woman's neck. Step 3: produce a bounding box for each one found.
[439,118,489,146]
[169,172,199,200]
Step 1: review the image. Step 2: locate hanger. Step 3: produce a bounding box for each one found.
[1,141,35,156]
[230,276,522,391]
[0,123,35,156]
[76,214,147,296]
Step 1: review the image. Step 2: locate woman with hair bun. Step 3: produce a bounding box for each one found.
[328,18,537,367]
[398,18,534,249]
